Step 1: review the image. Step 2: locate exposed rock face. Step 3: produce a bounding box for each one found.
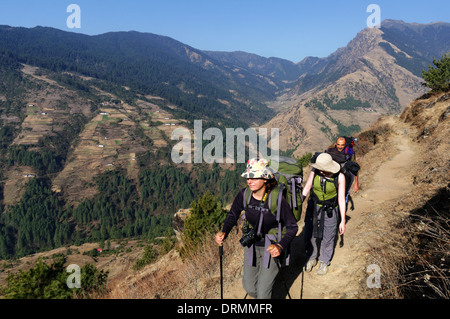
[173,208,191,241]
[264,21,450,156]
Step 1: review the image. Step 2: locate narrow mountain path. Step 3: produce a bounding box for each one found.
[224,116,419,299]
[285,116,417,299]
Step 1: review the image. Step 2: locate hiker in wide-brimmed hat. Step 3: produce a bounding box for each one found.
[215,158,298,299]
[301,153,346,275]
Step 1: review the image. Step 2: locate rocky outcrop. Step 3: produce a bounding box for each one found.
[263,21,449,156]
[172,208,191,241]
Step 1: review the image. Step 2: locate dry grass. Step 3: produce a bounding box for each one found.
[396,187,449,299]
[103,230,244,299]
[354,116,392,158]
[369,193,449,299]
[352,117,394,192]
[362,90,450,299]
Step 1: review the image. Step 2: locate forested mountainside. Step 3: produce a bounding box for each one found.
[0,25,285,128]
[0,20,448,261]
[0,46,246,259]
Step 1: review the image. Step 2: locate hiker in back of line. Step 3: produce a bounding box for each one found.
[301,153,346,275]
[215,158,298,299]
[326,136,359,194]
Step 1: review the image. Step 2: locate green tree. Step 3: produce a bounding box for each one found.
[1,258,70,299]
[179,192,227,258]
[0,257,108,299]
[133,244,158,270]
[74,263,109,299]
[422,54,450,92]
[298,152,313,168]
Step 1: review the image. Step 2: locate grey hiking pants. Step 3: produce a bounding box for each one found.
[242,245,279,299]
[304,203,339,265]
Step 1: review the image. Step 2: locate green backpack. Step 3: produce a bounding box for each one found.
[269,156,303,222]
[243,156,303,222]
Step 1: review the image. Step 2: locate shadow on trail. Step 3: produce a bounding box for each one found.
[272,228,307,299]
[272,214,351,299]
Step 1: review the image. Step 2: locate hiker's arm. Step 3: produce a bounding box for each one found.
[278,199,299,251]
[302,169,315,200]
[218,189,244,243]
[338,173,346,235]
[353,173,359,193]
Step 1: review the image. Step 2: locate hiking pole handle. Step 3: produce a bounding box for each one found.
[218,231,225,255]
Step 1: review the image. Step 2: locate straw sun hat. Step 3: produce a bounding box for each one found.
[311,153,340,174]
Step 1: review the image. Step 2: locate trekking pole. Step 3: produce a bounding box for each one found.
[218,233,224,299]
[300,268,304,299]
[274,257,292,299]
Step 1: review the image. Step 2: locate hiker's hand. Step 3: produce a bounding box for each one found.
[267,244,282,258]
[339,221,346,235]
[353,183,359,193]
[215,232,226,246]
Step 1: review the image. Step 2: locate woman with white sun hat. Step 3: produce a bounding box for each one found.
[301,153,346,275]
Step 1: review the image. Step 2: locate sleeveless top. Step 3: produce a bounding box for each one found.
[312,174,338,206]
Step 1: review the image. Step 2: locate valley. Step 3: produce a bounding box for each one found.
[0,19,448,299]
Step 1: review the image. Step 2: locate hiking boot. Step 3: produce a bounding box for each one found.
[317,261,328,275]
[305,259,317,272]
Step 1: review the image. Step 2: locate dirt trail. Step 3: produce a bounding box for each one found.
[224,116,418,299]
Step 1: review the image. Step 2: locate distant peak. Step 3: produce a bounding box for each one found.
[381,19,450,28]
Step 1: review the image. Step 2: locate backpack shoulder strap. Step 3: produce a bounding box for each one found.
[267,184,285,243]
[268,184,284,219]
[243,187,252,209]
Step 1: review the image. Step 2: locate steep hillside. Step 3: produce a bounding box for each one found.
[1,21,448,159]
[0,58,247,259]
[267,20,450,156]
[0,25,277,128]
[98,89,448,299]
[1,87,447,299]
[203,51,304,87]
[0,20,448,289]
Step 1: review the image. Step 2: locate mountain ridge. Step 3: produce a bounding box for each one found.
[0,25,279,128]
[265,19,450,156]
[0,19,448,261]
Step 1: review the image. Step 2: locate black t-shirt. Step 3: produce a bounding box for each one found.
[221,188,298,250]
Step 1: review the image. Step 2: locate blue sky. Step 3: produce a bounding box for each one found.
[0,0,448,62]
